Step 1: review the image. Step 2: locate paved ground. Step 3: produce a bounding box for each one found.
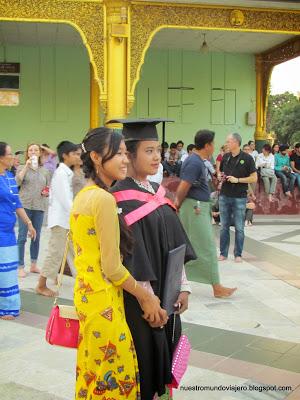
[1,216,300,399]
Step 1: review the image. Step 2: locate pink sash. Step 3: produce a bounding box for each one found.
[113,185,176,226]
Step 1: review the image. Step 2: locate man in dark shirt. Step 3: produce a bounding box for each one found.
[290,142,300,190]
[175,130,236,298]
[219,133,257,262]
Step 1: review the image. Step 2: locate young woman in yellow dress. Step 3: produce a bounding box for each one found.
[70,127,168,400]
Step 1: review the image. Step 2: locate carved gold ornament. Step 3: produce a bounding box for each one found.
[257,36,300,137]
[0,0,105,95]
[230,10,245,27]
[130,3,300,97]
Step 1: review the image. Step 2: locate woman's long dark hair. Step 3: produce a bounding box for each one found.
[81,127,122,189]
[262,143,272,153]
[81,127,133,257]
[0,142,8,157]
[272,143,280,154]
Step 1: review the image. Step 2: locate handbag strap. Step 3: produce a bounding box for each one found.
[172,314,177,344]
[53,231,70,305]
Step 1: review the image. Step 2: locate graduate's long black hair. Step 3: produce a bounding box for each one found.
[81,128,133,257]
[125,140,140,158]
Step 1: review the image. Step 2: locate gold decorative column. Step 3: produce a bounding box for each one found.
[129,3,300,100]
[104,0,129,125]
[255,56,266,141]
[255,55,272,148]
[255,37,300,146]
[90,63,100,128]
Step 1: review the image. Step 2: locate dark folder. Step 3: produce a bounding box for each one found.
[162,244,186,316]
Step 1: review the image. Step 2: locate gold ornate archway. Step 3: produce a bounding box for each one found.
[256,36,300,141]
[2,0,300,135]
[0,0,106,115]
[129,3,300,96]
[129,2,300,140]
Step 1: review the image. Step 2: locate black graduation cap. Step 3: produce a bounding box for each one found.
[108,118,174,142]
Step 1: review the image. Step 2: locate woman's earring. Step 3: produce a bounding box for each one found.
[96,165,100,176]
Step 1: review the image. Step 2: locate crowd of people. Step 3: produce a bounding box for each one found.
[162,138,300,200]
[0,126,300,399]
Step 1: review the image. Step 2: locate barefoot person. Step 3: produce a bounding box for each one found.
[36,141,79,297]
[72,127,167,399]
[0,142,36,320]
[110,118,195,399]
[175,130,237,298]
[16,143,50,277]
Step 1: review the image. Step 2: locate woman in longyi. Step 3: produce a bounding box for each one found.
[70,128,167,400]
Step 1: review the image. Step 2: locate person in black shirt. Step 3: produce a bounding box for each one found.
[290,142,300,190]
[176,130,237,298]
[218,133,257,262]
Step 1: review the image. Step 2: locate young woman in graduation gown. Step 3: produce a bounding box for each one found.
[110,119,196,400]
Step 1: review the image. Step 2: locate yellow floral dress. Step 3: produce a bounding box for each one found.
[70,185,140,400]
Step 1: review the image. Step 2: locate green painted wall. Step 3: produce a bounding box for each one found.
[0,45,90,152]
[130,49,256,152]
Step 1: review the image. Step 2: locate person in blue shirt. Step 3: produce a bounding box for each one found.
[176,130,237,298]
[0,142,36,320]
[274,145,296,197]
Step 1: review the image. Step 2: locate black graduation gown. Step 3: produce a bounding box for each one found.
[110,178,196,399]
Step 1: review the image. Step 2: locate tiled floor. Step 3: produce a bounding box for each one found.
[1,216,300,399]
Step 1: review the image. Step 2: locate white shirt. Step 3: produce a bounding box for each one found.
[181,153,189,163]
[256,153,275,170]
[204,159,215,181]
[164,150,179,162]
[178,149,187,160]
[250,150,258,161]
[147,163,163,184]
[48,163,74,229]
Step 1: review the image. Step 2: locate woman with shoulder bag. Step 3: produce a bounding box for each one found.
[16,143,50,277]
[71,128,168,400]
[256,144,277,202]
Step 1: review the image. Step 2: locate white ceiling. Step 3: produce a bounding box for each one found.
[0,22,83,47]
[150,29,296,53]
[135,0,300,10]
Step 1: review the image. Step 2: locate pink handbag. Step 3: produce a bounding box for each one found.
[46,305,79,348]
[168,314,191,389]
[45,233,79,349]
[171,334,191,388]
